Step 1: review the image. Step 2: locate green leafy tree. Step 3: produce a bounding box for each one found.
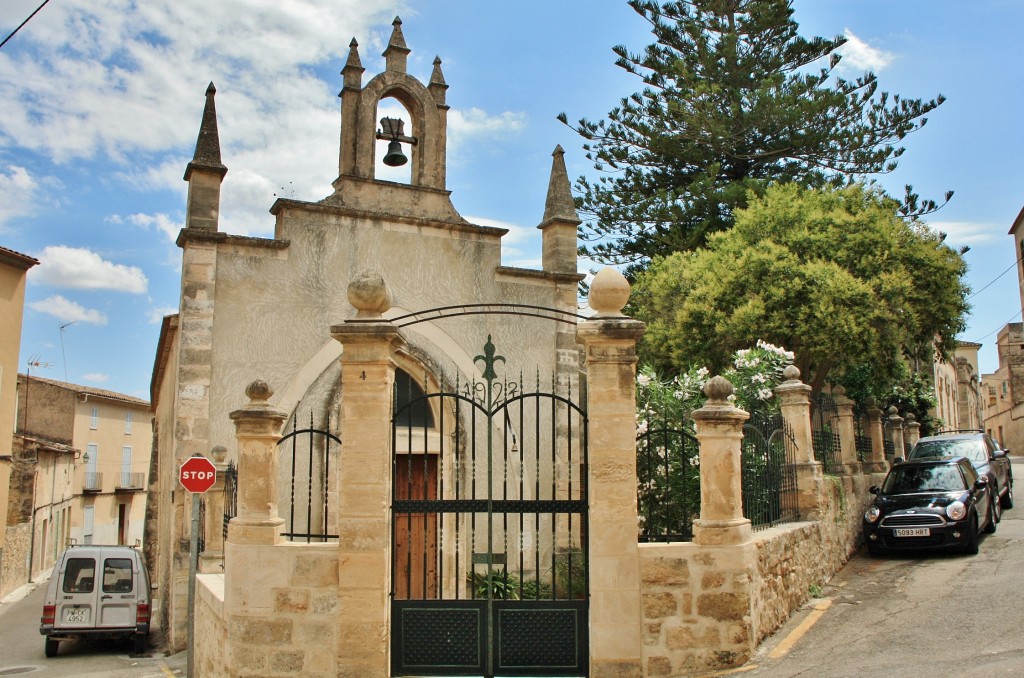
[559,0,947,265]
[633,183,969,394]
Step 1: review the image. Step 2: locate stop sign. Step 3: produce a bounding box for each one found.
[179,455,217,493]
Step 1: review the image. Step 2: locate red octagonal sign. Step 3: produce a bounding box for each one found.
[179,455,217,494]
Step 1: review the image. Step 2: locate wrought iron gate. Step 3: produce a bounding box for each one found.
[390,337,589,678]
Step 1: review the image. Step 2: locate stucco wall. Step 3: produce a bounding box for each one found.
[195,574,229,678]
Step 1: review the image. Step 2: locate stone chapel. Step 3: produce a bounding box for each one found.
[148,15,587,662]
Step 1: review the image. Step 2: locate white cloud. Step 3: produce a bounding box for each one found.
[0,165,39,228]
[837,30,895,73]
[81,373,110,384]
[147,306,179,324]
[32,245,148,293]
[117,212,184,242]
[1,2,530,242]
[28,295,108,325]
[448,108,527,142]
[928,221,999,246]
[0,0,406,160]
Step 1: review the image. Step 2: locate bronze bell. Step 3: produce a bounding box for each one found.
[383,138,407,167]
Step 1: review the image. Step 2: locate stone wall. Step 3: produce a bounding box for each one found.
[0,522,31,598]
[222,542,339,677]
[639,471,886,676]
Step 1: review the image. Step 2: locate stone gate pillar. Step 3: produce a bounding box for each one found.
[886,407,905,463]
[223,380,288,675]
[228,381,288,544]
[576,268,645,678]
[331,272,405,678]
[774,367,824,519]
[832,386,860,475]
[904,413,921,449]
[865,401,887,473]
[692,377,751,545]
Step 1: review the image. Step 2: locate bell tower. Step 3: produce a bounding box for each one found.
[329,17,460,222]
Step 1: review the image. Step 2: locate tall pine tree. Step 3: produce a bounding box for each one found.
[560,0,946,265]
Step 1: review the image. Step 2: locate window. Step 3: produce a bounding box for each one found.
[125,411,132,434]
[102,558,134,593]
[83,506,94,545]
[90,407,99,429]
[63,558,96,593]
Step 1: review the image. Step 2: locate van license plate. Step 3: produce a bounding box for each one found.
[894,528,929,537]
[64,608,88,624]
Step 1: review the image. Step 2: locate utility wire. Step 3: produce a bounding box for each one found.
[0,0,51,50]
[970,309,1023,343]
[967,254,1023,301]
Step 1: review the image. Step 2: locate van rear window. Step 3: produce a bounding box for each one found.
[63,558,96,593]
[103,558,134,593]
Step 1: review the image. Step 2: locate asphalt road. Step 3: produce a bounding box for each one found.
[735,465,1024,678]
[0,579,184,677]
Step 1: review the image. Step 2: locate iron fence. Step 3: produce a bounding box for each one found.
[279,413,340,542]
[222,462,236,539]
[810,393,844,475]
[742,411,800,530]
[637,419,700,543]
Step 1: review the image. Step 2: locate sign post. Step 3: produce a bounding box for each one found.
[180,454,217,678]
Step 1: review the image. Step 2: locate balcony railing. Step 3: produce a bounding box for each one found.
[114,472,146,491]
[83,472,103,492]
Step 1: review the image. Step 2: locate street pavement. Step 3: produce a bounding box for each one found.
[0,574,186,677]
[729,456,1024,678]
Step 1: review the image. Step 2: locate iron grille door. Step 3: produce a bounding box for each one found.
[391,338,588,678]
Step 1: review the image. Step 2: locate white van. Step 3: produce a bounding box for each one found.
[39,545,152,657]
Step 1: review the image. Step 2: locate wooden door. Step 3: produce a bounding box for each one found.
[393,454,438,599]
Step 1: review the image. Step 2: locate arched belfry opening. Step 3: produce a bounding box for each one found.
[334,17,454,217]
[374,97,413,184]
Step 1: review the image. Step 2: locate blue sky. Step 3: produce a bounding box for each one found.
[1,0,1021,400]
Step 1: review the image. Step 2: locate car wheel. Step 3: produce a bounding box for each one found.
[985,497,998,534]
[963,515,980,555]
[1001,481,1014,509]
[133,634,147,655]
[44,637,59,658]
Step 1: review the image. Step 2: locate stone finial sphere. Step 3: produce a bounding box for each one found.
[704,375,734,401]
[833,385,846,397]
[887,405,898,415]
[246,379,273,402]
[782,365,800,381]
[348,270,392,317]
[588,267,630,317]
[905,412,916,422]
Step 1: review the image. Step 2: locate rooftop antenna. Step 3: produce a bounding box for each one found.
[59,321,76,382]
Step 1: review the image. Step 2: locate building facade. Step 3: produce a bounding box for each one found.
[954,341,983,431]
[7,375,152,589]
[0,246,38,598]
[982,323,1024,451]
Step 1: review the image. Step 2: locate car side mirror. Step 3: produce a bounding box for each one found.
[974,478,988,490]
[993,450,1006,459]
[869,485,880,495]
[893,457,904,465]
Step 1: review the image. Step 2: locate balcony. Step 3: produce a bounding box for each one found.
[83,472,103,493]
[114,472,146,492]
[114,473,146,493]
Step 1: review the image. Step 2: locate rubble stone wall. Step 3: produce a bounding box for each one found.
[640,471,886,676]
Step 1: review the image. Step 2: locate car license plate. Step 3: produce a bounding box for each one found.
[64,608,88,624]
[894,528,930,537]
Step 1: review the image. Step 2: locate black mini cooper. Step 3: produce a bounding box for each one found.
[863,456,996,556]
